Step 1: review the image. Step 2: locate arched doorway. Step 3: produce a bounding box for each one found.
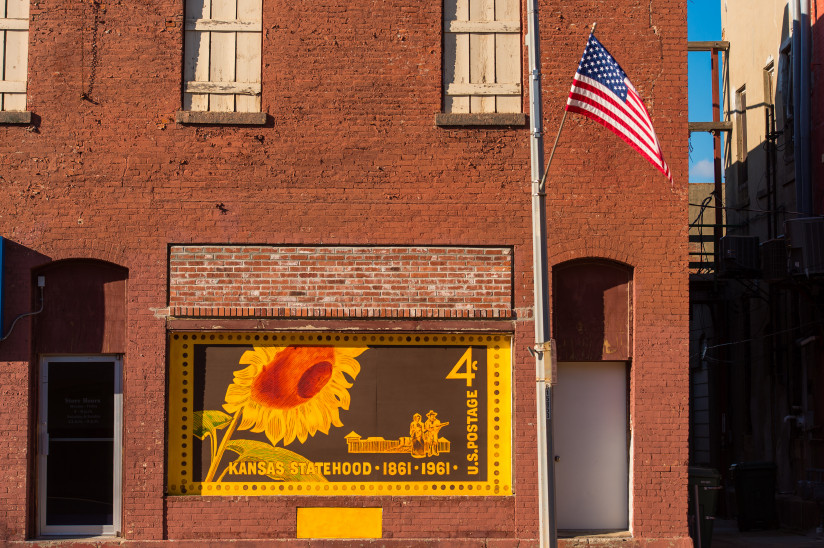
[552,259,632,532]
[33,259,127,537]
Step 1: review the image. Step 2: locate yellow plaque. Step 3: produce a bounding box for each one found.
[167,332,513,496]
[296,507,382,538]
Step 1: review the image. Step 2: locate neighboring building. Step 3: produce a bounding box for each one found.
[689,182,722,275]
[0,0,688,545]
[689,0,823,530]
[814,3,824,215]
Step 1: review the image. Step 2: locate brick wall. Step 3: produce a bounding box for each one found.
[0,0,688,544]
[168,245,513,318]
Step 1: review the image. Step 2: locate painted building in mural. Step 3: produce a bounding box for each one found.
[688,0,824,530]
[0,0,687,545]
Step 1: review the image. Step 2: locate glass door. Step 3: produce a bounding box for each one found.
[38,356,122,536]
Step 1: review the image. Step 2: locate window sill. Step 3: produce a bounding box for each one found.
[558,530,631,539]
[0,111,32,124]
[435,112,527,127]
[175,111,268,125]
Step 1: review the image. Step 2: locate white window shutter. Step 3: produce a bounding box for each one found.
[209,0,237,112]
[1,0,29,112]
[235,0,262,113]
[184,0,211,111]
[444,0,470,113]
[443,0,521,114]
[184,0,262,113]
[469,0,495,114]
[494,0,520,113]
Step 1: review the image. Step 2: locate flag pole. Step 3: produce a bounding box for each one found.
[539,111,567,191]
[539,23,595,190]
[526,0,557,546]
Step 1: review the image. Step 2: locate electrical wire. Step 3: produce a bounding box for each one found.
[688,202,815,218]
[701,319,823,353]
[0,285,45,342]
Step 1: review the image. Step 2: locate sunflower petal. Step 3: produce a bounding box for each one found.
[336,346,368,359]
[238,350,266,367]
[314,402,332,434]
[335,356,361,378]
[238,406,259,431]
[336,385,351,410]
[222,402,241,414]
[264,413,284,446]
[296,410,309,442]
[282,410,298,445]
[231,364,260,381]
[224,383,250,403]
[330,406,343,427]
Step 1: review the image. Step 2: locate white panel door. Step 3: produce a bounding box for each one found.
[554,361,629,531]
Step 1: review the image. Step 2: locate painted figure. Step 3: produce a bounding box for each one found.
[423,410,449,457]
[409,413,425,458]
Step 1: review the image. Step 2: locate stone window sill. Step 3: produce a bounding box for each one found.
[0,111,32,124]
[175,111,268,125]
[435,112,527,127]
[558,530,631,539]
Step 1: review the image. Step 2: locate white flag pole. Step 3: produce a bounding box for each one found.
[525,2,561,547]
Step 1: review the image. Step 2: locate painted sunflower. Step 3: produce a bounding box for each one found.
[223,345,367,446]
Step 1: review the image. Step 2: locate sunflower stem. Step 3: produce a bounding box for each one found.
[216,466,231,483]
[204,409,241,482]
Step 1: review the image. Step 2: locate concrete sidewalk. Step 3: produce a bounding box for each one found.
[709,519,824,547]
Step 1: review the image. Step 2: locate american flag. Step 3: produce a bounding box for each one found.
[565,34,671,182]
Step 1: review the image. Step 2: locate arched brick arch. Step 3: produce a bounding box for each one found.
[548,243,637,270]
[36,241,131,269]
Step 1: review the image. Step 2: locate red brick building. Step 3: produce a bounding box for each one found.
[0,0,688,545]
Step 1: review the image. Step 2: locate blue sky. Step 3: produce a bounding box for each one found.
[688,0,722,183]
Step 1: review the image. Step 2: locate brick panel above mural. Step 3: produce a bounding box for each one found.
[168,245,513,319]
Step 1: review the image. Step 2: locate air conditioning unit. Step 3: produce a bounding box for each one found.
[760,239,789,282]
[719,235,760,277]
[786,217,824,276]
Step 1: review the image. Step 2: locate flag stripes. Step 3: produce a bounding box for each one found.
[565,34,672,182]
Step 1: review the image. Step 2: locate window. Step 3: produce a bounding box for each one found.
[763,60,774,106]
[735,86,749,203]
[442,0,521,115]
[0,0,28,116]
[777,38,794,165]
[778,38,792,123]
[179,0,264,123]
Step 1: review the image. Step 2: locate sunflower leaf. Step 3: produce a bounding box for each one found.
[192,410,232,441]
[224,439,328,482]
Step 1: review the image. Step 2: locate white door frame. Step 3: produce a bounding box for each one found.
[38,355,122,537]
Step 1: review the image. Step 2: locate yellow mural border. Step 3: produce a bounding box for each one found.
[167,331,513,497]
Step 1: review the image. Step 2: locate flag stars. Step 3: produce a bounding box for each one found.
[574,36,630,101]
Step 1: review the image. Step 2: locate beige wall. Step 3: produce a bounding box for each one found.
[722,0,796,236]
